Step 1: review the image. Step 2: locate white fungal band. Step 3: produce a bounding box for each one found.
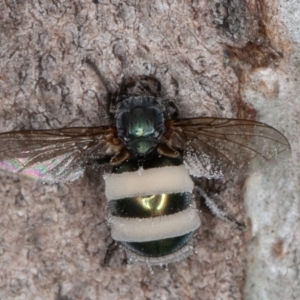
[110,201,200,242]
[104,165,194,201]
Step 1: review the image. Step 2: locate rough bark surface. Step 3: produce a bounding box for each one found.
[0,1,298,300]
[242,1,300,299]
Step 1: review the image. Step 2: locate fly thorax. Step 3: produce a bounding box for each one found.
[115,96,165,156]
[103,156,201,265]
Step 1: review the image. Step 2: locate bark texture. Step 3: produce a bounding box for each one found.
[0,1,298,300]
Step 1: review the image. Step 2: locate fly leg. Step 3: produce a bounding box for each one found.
[84,58,116,119]
[167,100,180,119]
[195,186,245,230]
[102,240,128,267]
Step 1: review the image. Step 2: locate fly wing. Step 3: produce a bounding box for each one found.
[167,117,291,179]
[0,126,120,182]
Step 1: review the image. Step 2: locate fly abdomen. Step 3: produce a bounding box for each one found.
[104,157,201,265]
[109,192,191,218]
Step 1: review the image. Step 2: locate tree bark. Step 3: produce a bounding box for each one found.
[0,1,298,299]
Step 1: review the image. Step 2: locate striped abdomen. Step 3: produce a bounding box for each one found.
[104,157,200,265]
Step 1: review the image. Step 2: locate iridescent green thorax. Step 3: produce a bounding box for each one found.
[115,96,165,156]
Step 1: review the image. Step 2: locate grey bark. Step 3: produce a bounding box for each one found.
[0,1,298,299]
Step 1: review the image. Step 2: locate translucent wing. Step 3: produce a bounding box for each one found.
[166,118,291,179]
[0,126,121,182]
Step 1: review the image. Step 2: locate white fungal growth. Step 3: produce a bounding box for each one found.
[104,165,194,201]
